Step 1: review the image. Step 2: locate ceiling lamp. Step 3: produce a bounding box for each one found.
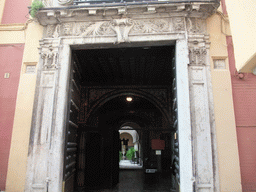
[126,97,133,102]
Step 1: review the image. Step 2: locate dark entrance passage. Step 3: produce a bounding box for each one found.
[63,45,178,192]
[86,169,173,192]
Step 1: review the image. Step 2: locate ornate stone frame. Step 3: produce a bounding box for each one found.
[25,2,219,192]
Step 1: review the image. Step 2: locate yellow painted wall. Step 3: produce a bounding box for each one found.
[225,0,256,72]
[5,22,43,192]
[207,7,242,192]
[0,29,25,44]
[0,0,6,23]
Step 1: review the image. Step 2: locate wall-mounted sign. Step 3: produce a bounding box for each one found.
[151,139,165,150]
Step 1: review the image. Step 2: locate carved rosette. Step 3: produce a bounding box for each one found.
[40,46,59,70]
[189,47,207,65]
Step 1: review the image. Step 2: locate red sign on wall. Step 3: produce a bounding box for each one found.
[151,139,165,150]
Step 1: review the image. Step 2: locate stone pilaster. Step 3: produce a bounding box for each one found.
[25,40,71,192]
[187,22,217,191]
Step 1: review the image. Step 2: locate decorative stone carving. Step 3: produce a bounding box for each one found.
[189,47,207,65]
[46,24,60,38]
[110,18,134,43]
[40,46,58,70]
[46,25,55,38]
[58,0,73,5]
[173,17,185,31]
[53,24,60,38]
[65,19,171,43]
[75,21,115,37]
[130,19,170,34]
[187,18,206,33]
[62,22,73,36]
[75,22,93,36]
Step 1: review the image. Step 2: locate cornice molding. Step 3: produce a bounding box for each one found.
[0,23,26,31]
[35,2,219,25]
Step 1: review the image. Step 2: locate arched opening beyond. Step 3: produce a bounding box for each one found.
[86,90,172,129]
[66,45,179,191]
[75,91,175,191]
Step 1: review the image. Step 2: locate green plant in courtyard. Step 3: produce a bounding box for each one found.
[30,0,44,18]
[126,147,135,160]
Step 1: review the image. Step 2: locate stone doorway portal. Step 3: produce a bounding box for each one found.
[25,27,216,191]
[62,45,178,191]
[25,39,196,191]
[25,2,220,190]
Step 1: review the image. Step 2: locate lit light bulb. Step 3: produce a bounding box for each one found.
[126,97,133,102]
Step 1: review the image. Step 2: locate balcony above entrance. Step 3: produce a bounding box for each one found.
[33,0,219,25]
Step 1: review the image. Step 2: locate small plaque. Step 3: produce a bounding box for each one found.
[146,169,157,173]
[4,73,10,78]
[26,65,36,73]
[214,59,226,69]
[156,150,161,155]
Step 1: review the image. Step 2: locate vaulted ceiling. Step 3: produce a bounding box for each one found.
[73,45,175,86]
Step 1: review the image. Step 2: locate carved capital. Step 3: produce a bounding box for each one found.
[189,47,207,65]
[40,45,59,70]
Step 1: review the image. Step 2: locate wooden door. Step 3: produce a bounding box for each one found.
[63,60,81,192]
[76,127,103,190]
[111,130,120,186]
[171,56,180,185]
[84,132,102,188]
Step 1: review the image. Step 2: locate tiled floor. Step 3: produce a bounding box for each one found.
[76,160,175,192]
[84,170,174,192]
